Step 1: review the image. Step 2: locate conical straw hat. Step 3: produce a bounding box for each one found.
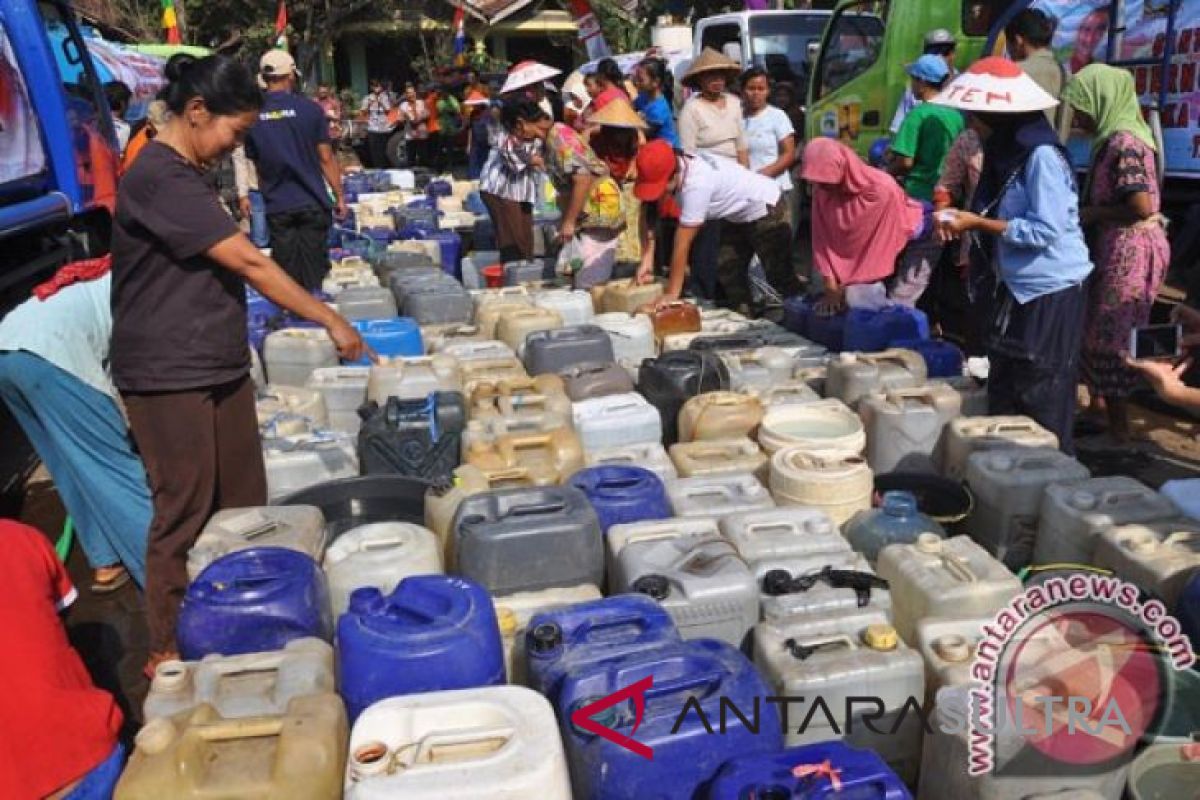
[589,96,648,130]
[932,56,1058,113]
[683,48,741,88]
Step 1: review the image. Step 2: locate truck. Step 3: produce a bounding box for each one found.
[1,0,120,488]
[805,0,1000,154]
[695,9,835,88]
[1,0,119,297]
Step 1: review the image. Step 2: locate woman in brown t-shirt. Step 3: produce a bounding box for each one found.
[110,54,366,672]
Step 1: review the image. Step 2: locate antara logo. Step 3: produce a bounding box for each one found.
[570,675,655,759]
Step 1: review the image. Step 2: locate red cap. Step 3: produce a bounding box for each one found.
[634,139,678,203]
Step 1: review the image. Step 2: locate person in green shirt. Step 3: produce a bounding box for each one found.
[888,54,964,201]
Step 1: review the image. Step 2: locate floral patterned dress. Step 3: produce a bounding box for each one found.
[544,123,624,288]
[1081,131,1170,398]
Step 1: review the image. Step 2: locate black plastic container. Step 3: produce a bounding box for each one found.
[275,475,430,540]
[637,351,730,445]
[357,392,466,482]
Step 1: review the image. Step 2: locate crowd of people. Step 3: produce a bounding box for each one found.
[1,13,1197,794]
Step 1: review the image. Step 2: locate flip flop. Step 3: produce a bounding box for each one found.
[90,568,130,595]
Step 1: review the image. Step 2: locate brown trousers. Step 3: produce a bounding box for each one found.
[123,375,266,653]
[481,191,534,263]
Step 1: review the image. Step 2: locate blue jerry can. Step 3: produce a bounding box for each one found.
[558,638,782,800]
[337,574,504,721]
[702,740,912,799]
[569,465,672,534]
[525,594,681,703]
[177,547,333,660]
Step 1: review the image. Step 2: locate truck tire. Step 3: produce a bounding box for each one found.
[386,132,409,168]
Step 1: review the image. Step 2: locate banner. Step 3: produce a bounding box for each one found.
[1033,0,1200,176]
[568,0,611,61]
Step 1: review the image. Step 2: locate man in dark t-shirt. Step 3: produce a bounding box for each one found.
[244,50,346,290]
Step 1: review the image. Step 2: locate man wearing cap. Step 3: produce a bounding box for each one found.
[634,139,801,311]
[888,54,964,202]
[244,50,346,291]
[890,28,958,134]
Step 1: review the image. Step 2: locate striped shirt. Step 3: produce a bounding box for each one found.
[479,133,541,204]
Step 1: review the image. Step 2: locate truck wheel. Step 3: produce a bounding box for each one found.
[386,132,409,168]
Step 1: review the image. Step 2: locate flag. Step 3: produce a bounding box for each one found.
[161,0,180,45]
[452,4,466,66]
[568,0,610,61]
[274,1,289,50]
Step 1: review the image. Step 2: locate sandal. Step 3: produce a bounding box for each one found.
[90,567,130,595]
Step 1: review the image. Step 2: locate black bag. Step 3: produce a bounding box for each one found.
[357,392,466,482]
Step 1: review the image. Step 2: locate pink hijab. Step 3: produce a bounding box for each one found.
[801,138,924,286]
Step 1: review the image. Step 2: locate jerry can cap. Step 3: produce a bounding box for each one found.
[863,623,899,651]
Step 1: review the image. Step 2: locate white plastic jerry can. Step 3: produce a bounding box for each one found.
[262,431,359,502]
[719,507,850,567]
[344,686,572,800]
[1092,519,1200,609]
[323,522,444,617]
[875,534,1022,645]
[938,415,1059,481]
[257,385,330,436]
[753,611,925,782]
[187,505,328,581]
[963,447,1091,570]
[306,367,370,434]
[144,638,336,721]
[825,349,928,408]
[607,518,758,648]
[760,559,894,626]
[571,392,663,453]
[858,384,963,475]
[1033,476,1179,566]
[584,441,678,482]
[366,355,462,404]
[263,328,340,388]
[491,584,602,685]
[914,616,992,702]
[665,472,776,520]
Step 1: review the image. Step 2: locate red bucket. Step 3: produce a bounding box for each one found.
[482,264,504,288]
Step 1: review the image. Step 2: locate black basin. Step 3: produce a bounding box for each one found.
[276,475,431,540]
[874,472,974,526]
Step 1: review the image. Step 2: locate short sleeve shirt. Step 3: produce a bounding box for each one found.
[111,141,246,392]
[0,520,122,800]
[361,92,393,133]
[677,152,782,227]
[744,106,795,191]
[545,123,623,229]
[890,102,965,202]
[635,94,681,149]
[244,91,332,214]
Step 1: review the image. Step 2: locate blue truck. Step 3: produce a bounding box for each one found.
[1,0,119,296]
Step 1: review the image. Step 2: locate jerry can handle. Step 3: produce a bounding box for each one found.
[643,669,725,700]
[402,725,517,768]
[507,500,567,518]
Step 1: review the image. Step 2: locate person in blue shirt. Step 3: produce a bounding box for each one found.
[935,58,1093,453]
[632,57,680,149]
[244,50,346,291]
